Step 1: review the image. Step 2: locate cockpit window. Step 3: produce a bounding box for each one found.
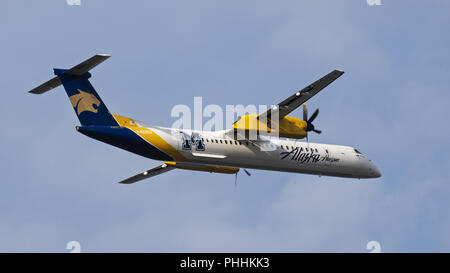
[354,149,362,154]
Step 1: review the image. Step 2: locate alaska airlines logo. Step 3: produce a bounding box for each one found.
[280,147,339,164]
[69,89,101,115]
[181,132,205,151]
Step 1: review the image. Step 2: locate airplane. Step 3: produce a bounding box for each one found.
[29,54,381,184]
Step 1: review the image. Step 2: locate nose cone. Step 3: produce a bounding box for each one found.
[368,162,381,178]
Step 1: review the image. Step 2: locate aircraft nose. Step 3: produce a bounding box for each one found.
[368,162,381,178]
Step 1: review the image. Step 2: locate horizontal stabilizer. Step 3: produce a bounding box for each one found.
[29,54,111,94]
[62,54,111,76]
[28,76,62,94]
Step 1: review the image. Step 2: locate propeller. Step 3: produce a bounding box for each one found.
[303,104,322,136]
[235,169,251,187]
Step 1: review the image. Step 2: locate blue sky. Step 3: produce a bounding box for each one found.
[1,0,449,252]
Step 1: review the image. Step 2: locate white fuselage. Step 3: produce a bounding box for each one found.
[150,126,381,179]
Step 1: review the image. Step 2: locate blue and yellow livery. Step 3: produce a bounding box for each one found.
[29,54,381,184]
[30,55,179,162]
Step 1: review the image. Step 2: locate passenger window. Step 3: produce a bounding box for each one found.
[224,140,228,144]
[215,139,218,143]
[326,149,329,153]
[315,149,318,152]
[220,140,223,144]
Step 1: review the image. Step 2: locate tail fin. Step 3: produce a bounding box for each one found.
[29,54,119,126]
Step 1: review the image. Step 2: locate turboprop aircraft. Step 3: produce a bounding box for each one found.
[29,54,381,184]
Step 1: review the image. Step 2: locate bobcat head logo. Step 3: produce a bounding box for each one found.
[69,89,101,115]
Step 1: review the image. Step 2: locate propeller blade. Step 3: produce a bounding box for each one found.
[303,104,308,121]
[308,108,320,124]
[243,169,251,176]
[304,104,322,137]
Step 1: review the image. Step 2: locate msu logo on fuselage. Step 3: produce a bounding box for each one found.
[181,132,205,151]
[69,89,101,115]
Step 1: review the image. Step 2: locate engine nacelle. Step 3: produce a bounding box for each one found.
[232,114,307,139]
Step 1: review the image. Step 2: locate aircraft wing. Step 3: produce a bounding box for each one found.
[259,70,344,121]
[119,163,174,184]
